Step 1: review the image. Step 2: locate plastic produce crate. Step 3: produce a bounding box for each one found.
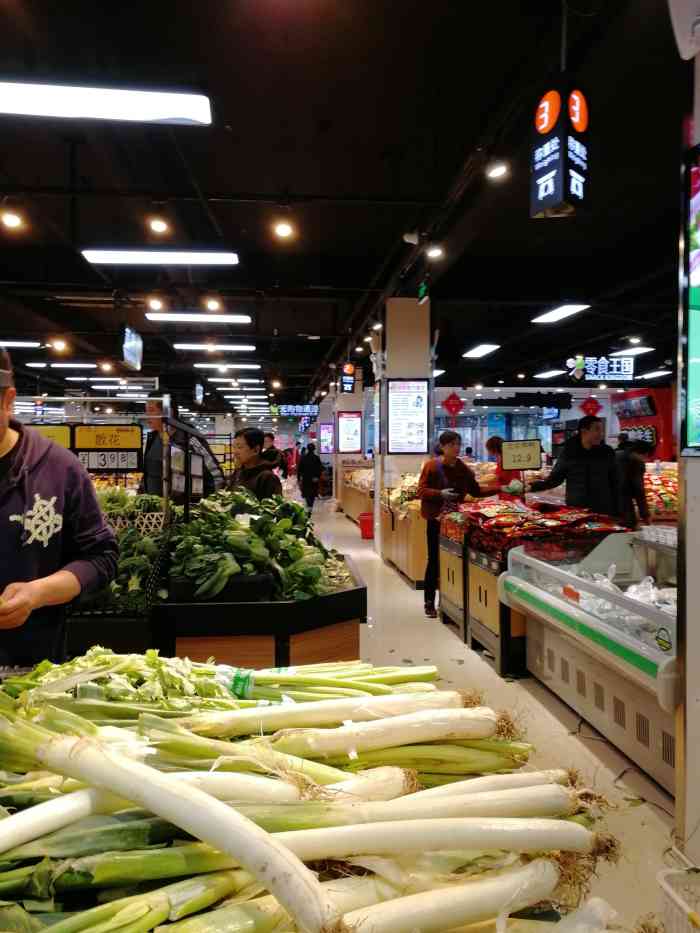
[658,866,700,933]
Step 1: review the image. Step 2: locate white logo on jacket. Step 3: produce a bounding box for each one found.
[10,493,63,548]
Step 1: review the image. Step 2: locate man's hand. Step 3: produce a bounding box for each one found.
[440,488,460,502]
[0,582,39,630]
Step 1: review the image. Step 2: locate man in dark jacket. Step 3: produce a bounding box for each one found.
[261,432,287,478]
[616,440,652,528]
[530,415,619,516]
[0,351,118,664]
[297,442,323,510]
[231,427,283,500]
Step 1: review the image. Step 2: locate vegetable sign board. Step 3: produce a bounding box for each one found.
[337,411,362,453]
[501,439,542,472]
[530,84,589,218]
[319,422,334,454]
[388,379,429,454]
[33,424,71,449]
[74,424,143,472]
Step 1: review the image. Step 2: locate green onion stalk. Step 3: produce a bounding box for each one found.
[35,870,254,933]
[138,717,349,785]
[322,741,532,775]
[0,713,343,933]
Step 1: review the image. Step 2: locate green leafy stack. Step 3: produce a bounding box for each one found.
[169,489,351,602]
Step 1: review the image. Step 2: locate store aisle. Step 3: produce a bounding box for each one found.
[313,501,675,925]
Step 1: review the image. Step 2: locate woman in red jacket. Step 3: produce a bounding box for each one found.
[417,430,481,618]
[484,436,524,501]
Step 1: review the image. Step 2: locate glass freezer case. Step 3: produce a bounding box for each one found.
[499,532,678,792]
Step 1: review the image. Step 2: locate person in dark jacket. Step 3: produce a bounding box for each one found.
[261,432,287,478]
[297,442,323,511]
[231,427,283,500]
[529,415,619,516]
[417,430,481,619]
[616,440,652,528]
[0,351,118,664]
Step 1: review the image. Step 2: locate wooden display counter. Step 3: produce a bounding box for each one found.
[341,483,373,523]
[381,503,427,588]
[466,548,526,677]
[151,556,367,668]
[439,536,466,636]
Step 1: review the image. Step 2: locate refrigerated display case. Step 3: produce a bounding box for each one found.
[500,532,678,791]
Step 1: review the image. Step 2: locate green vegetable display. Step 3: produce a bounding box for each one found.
[170,490,350,601]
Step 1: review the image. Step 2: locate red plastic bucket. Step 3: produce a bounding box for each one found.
[358,512,374,540]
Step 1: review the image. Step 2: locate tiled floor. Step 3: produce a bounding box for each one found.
[314,502,675,926]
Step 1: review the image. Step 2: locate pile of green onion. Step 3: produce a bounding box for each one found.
[0,650,622,933]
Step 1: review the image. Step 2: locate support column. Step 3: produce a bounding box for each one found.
[675,56,700,861]
[374,297,433,555]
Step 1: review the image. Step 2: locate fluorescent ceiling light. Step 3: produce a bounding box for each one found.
[208,378,240,384]
[637,370,672,379]
[83,250,238,266]
[531,304,590,324]
[173,343,255,352]
[26,363,47,368]
[194,363,261,370]
[433,369,445,377]
[92,384,143,390]
[610,346,654,357]
[116,393,148,399]
[64,377,88,382]
[237,378,263,384]
[534,369,567,379]
[50,362,97,369]
[0,340,40,348]
[0,80,211,125]
[462,343,500,358]
[92,377,123,382]
[146,312,251,324]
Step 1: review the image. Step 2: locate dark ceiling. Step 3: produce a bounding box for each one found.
[0,0,690,407]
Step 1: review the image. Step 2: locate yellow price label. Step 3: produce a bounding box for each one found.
[33,424,71,449]
[74,425,142,450]
[501,439,542,472]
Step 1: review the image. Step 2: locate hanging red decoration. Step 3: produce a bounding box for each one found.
[580,397,602,417]
[441,392,464,427]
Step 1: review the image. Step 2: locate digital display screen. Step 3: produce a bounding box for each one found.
[319,422,334,454]
[387,379,429,454]
[122,327,143,371]
[337,411,362,453]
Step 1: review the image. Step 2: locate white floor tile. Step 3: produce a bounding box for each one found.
[313,502,674,925]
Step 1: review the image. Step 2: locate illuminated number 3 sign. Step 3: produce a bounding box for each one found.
[535,90,561,134]
[568,90,588,133]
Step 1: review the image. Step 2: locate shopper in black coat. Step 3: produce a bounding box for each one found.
[529,415,620,516]
[297,443,323,511]
[616,440,652,528]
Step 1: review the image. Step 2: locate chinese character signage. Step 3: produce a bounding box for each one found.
[387,379,429,454]
[73,424,143,473]
[530,84,589,218]
[565,354,634,382]
[501,440,542,472]
[278,404,319,417]
[341,362,356,394]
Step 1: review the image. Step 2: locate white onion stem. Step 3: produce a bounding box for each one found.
[326,768,416,802]
[181,692,466,738]
[344,859,560,933]
[168,771,301,803]
[376,784,576,821]
[408,770,570,800]
[270,708,498,759]
[277,817,595,862]
[26,728,340,933]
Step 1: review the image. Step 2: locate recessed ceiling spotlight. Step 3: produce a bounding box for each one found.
[485,160,509,180]
[425,244,445,260]
[148,216,169,235]
[147,296,164,311]
[1,210,24,230]
[517,373,526,379]
[100,362,113,372]
[628,336,641,344]
[273,220,294,239]
[372,322,383,331]
[205,297,221,311]
[355,346,364,352]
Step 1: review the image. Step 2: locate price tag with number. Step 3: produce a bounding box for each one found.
[501,440,543,471]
